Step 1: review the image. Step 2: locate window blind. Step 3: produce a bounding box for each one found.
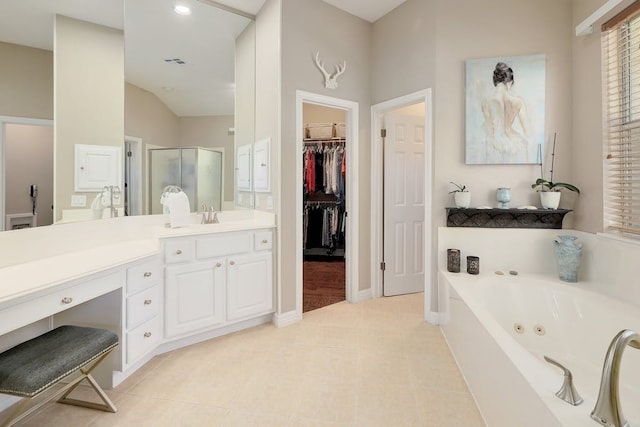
[603,6,640,235]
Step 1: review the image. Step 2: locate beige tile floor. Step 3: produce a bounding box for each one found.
[10,293,484,426]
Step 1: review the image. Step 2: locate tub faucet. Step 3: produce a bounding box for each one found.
[591,329,640,427]
[544,356,583,406]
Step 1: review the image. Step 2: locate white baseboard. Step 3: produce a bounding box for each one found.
[273,310,302,328]
[352,287,372,304]
[426,310,443,325]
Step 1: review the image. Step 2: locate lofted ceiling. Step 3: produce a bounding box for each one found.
[0,0,405,118]
[213,0,408,22]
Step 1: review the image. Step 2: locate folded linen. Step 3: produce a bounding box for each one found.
[167,191,191,228]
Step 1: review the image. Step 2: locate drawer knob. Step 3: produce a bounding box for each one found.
[143,271,152,278]
[262,239,268,244]
[144,332,152,338]
[61,297,73,304]
[216,262,222,268]
[175,249,182,255]
[144,299,152,305]
[229,261,235,266]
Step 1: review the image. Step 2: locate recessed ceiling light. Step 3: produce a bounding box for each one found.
[174,5,191,16]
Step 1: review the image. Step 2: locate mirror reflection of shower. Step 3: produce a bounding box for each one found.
[148,147,223,215]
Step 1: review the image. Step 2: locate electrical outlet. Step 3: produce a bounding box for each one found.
[71,195,86,207]
[267,195,273,210]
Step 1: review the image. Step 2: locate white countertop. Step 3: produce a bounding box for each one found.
[0,210,275,305]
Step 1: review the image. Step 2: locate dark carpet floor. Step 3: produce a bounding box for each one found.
[303,260,345,312]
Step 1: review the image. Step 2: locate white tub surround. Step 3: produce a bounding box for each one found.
[0,210,276,393]
[437,227,640,427]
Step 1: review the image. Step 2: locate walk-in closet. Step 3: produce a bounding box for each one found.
[302,103,347,312]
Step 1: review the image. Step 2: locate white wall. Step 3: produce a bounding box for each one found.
[54,15,124,221]
[372,0,574,309]
[279,0,372,312]
[235,21,257,209]
[254,0,281,215]
[0,42,52,120]
[572,0,607,233]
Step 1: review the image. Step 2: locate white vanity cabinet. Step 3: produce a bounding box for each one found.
[227,241,273,321]
[123,257,162,367]
[163,228,274,339]
[165,259,226,337]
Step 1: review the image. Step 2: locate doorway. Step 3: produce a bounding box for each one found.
[371,90,435,322]
[302,104,347,312]
[0,116,54,231]
[295,91,359,318]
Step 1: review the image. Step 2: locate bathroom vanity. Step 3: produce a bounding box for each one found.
[0,210,276,393]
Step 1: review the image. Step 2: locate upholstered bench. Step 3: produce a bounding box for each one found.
[0,325,118,426]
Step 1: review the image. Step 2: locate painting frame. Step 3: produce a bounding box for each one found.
[465,53,546,165]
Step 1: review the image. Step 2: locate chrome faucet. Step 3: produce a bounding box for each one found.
[591,329,640,427]
[200,204,219,224]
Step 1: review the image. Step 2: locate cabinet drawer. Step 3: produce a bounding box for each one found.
[0,271,123,337]
[126,315,162,365]
[126,285,162,329]
[164,239,195,264]
[196,233,252,259]
[254,230,273,251]
[126,258,161,295]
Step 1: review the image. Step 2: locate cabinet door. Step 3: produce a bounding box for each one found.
[74,144,122,192]
[227,252,273,321]
[165,260,225,337]
[236,144,252,191]
[253,138,270,192]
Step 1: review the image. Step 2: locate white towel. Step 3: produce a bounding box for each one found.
[167,192,191,228]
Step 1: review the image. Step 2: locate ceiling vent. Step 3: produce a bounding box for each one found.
[163,58,186,65]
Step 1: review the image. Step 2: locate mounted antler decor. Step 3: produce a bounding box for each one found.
[314,52,346,89]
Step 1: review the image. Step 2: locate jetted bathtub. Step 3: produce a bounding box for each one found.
[440,271,640,427]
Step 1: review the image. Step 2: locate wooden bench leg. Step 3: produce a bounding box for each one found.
[1,348,117,427]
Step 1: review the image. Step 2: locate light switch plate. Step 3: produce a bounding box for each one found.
[71,195,86,207]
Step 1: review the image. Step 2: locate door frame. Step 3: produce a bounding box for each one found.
[124,135,143,216]
[295,90,359,317]
[370,89,436,323]
[0,116,54,231]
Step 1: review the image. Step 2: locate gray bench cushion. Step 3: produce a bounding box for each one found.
[0,325,118,397]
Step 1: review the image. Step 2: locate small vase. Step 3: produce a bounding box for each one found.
[553,235,582,282]
[447,249,460,273]
[540,191,561,209]
[467,256,480,275]
[496,187,511,209]
[454,191,471,208]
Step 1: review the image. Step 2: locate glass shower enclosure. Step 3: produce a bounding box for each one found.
[149,147,223,215]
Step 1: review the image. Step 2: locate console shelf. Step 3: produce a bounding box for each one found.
[445,207,571,229]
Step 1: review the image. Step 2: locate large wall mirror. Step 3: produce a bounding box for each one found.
[0,0,256,230]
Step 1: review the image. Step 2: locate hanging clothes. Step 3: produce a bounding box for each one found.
[303,141,346,198]
[303,202,345,255]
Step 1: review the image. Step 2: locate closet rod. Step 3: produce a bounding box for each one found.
[303,138,346,143]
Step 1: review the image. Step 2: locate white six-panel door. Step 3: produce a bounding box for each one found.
[383,114,425,296]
